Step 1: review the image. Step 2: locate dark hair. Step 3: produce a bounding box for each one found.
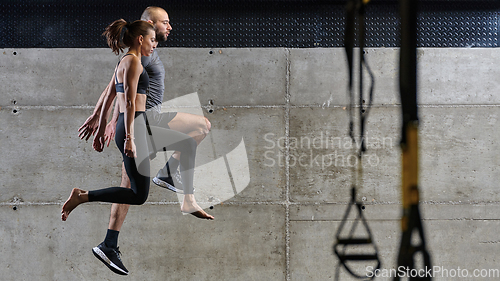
[102,19,154,55]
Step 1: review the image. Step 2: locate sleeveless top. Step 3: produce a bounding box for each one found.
[115,54,149,95]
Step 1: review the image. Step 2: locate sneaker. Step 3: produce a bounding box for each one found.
[92,242,129,275]
[153,170,185,193]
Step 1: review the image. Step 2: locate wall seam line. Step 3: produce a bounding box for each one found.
[284,47,291,281]
[5,104,500,111]
[4,201,500,206]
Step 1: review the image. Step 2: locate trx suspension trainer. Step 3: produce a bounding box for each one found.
[395,0,432,280]
[333,0,381,279]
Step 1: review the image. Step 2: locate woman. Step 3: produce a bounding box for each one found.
[61,19,213,221]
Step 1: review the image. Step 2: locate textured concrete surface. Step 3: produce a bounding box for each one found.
[289,106,500,203]
[1,48,500,280]
[290,204,500,280]
[161,48,288,106]
[0,48,287,107]
[0,204,285,281]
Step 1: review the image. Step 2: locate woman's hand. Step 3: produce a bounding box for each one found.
[104,120,117,147]
[78,114,99,141]
[92,129,106,152]
[124,138,136,158]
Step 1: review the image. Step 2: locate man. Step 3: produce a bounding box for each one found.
[78,7,213,275]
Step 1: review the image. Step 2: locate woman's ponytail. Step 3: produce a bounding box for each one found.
[102,19,128,55]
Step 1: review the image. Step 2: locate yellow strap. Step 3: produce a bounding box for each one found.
[401,122,419,230]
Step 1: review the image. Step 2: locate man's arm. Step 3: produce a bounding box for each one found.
[104,98,120,147]
[78,77,115,141]
[93,72,118,152]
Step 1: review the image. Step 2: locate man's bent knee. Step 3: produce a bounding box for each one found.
[204,117,211,133]
[197,116,210,138]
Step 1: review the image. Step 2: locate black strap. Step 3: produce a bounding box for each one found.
[333,2,381,279]
[395,1,432,279]
[333,188,381,280]
[143,114,157,154]
[114,53,133,84]
[345,0,375,154]
[395,202,432,281]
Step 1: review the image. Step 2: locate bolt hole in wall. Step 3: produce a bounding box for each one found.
[208,99,214,113]
[12,206,17,211]
[13,51,17,55]
[11,100,17,105]
[12,109,18,114]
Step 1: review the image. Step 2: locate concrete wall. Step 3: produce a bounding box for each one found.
[1,48,499,280]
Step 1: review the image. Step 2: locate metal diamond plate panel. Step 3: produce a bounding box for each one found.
[1,0,499,48]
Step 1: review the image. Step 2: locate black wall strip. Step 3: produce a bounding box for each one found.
[1,0,499,48]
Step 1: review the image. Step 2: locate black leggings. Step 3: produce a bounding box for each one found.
[88,111,197,205]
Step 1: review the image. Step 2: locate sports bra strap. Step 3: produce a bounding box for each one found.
[114,54,134,84]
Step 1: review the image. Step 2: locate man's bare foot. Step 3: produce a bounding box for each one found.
[61,188,88,221]
[181,194,214,220]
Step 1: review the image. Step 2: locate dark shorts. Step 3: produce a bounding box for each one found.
[145,110,177,129]
[145,110,178,159]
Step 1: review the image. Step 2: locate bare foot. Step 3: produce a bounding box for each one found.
[181,195,214,220]
[61,188,88,221]
[182,209,215,220]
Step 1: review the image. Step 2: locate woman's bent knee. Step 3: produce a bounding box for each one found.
[133,194,148,205]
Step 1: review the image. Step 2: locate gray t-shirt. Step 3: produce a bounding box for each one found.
[141,49,165,112]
